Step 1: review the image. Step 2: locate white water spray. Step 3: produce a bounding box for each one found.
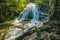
[15,3,40,23]
[4,3,48,40]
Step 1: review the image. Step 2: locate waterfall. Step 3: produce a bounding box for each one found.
[4,3,48,40]
[15,3,40,23]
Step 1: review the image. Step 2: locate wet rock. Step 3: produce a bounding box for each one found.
[4,28,23,40]
[4,21,44,40]
[23,32,37,40]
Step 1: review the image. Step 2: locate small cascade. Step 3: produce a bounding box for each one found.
[4,3,49,40]
[15,3,40,23]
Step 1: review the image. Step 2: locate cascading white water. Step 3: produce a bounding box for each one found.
[4,3,48,40]
[15,3,40,23]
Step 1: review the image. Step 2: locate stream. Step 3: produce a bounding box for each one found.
[2,3,48,40]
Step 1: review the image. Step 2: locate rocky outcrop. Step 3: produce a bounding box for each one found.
[4,21,43,40]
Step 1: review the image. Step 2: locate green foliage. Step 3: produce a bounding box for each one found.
[49,0,55,18]
[35,0,43,4]
[0,0,26,23]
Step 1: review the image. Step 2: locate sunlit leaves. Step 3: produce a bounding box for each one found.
[35,0,43,4]
[0,0,26,23]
